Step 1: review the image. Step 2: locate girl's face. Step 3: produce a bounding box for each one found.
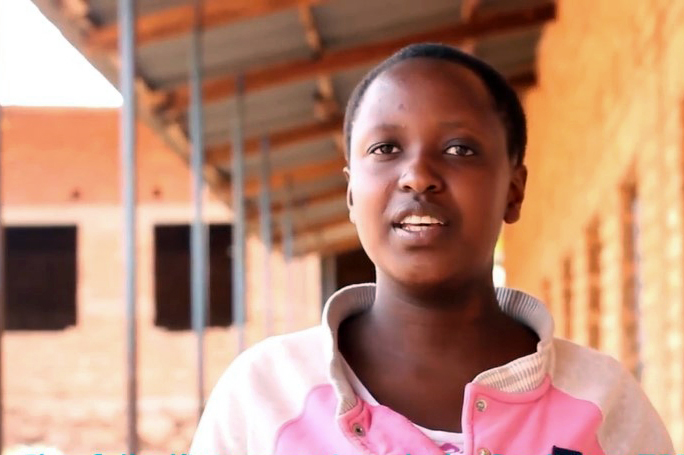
[346,58,526,289]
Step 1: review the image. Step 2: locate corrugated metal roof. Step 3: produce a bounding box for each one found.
[36,0,556,254]
[200,79,318,146]
[238,137,339,177]
[265,194,348,232]
[315,0,464,51]
[138,9,311,89]
[291,196,348,229]
[247,174,347,206]
[475,27,542,74]
[294,222,358,255]
[333,64,376,108]
[87,0,188,25]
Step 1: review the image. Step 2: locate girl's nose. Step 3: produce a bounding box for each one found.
[397,153,445,194]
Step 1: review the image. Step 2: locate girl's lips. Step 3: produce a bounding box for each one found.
[391,201,451,227]
[392,223,449,246]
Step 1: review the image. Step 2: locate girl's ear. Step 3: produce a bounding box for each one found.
[344,166,355,224]
[504,164,527,224]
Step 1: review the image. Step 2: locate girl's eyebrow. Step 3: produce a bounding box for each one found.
[364,122,406,132]
[439,120,469,128]
[368,121,470,130]
[361,121,471,134]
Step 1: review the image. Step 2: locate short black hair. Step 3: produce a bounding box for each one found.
[343,43,527,166]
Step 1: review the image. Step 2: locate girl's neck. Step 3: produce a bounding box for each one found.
[366,272,509,356]
[337,274,539,433]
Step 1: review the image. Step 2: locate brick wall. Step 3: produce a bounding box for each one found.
[504,0,684,447]
[1,107,193,205]
[0,107,323,454]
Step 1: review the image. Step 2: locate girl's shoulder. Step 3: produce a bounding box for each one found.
[552,336,624,378]
[222,325,329,386]
[191,326,333,455]
[550,338,672,454]
[551,336,640,402]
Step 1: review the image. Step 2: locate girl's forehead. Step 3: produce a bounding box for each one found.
[354,59,498,127]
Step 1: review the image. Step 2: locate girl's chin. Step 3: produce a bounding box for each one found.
[385,265,459,288]
[378,257,491,290]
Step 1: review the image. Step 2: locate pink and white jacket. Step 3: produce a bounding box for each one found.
[190,285,673,455]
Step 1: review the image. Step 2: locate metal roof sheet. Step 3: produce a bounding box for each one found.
[87,0,187,25]
[33,0,555,253]
[475,26,542,74]
[247,173,347,206]
[238,137,339,177]
[315,0,463,51]
[137,9,311,89]
[200,79,318,146]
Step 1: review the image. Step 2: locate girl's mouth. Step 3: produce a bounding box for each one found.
[392,219,449,246]
[393,214,446,232]
[398,224,441,232]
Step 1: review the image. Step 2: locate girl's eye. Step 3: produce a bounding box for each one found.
[369,143,400,155]
[444,144,475,157]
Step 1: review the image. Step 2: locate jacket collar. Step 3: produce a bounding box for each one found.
[321,284,555,415]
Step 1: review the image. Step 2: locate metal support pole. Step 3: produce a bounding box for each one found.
[282,181,295,331]
[0,104,5,454]
[189,0,207,419]
[118,1,138,453]
[232,75,246,352]
[259,137,273,336]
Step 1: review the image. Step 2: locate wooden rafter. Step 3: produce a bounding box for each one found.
[86,0,324,52]
[296,2,346,159]
[166,2,556,112]
[296,4,341,122]
[460,0,482,21]
[264,193,349,238]
[246,172,346,204]
[459,0,482,53]
[251,2,343,238]
[245,156,345,196]
[247,184,346,221]
[206,117,342,164]
[295,237,361,256]
[298,3,323,55]
[302,236,361,256]
[314,76,342,122]
[291,221,360,256]
[274,211,350,242]
[247,192,347,230]
[215,155,346,200]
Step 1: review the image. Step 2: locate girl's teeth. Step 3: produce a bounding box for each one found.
[401,215,442,225]
[402,225,431,232]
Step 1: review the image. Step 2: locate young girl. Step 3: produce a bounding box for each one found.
[190,43,673,455]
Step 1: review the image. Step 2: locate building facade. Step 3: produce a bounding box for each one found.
[505,0,684,447]
[0,108,334,454]
[4,0,684,452]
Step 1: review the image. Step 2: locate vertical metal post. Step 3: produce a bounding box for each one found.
[189,0,207,418]
[0,104,5,454]
[232,75,246,352]
[118,1,138,453]
[282,181,295,331]
[259,137,273,336]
